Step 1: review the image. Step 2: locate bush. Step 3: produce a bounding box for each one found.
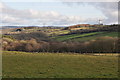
[2,36,119,53]
[9,32,51,42]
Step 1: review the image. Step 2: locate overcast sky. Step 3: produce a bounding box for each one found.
[0,0,119,26]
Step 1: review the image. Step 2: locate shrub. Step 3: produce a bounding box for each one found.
[2,36,119,53]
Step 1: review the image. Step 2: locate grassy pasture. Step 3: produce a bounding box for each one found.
[70,32,118,42]
[2,51,119,78]
[53,32,118,42]
[53,32,104,41]
[70,27,94,30]
[48,30,70,36]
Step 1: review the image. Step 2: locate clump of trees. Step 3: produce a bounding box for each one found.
[2,36,119,53]
[9,32,51,42]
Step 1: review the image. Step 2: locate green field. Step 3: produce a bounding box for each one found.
[70,32,118,42]
[3,51,119,78]
[53,32,118,42]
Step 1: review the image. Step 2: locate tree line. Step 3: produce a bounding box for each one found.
[2,36,119,53]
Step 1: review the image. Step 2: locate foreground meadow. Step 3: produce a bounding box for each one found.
[2,51,119,78]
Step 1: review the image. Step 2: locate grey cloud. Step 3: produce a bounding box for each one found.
[88,2,118,24]
[62,2,118,24]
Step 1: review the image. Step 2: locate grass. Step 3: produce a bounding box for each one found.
[53,32,119,42]
[70,27,94,30]
[48,30,70,36]
[2,51,119,78]
[101,32,118,37]
[53,32,105,41]
[71,32,119,42]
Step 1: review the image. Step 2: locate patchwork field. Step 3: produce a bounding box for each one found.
[2,51,119,78]
[53,32,118,42]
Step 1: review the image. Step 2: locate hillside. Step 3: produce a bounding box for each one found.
[53,32,118,42]
[2,24,119,53]
[2,24,119,78]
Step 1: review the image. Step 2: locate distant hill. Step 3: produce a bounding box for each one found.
[1,26,44,29]
[1,26,21,29]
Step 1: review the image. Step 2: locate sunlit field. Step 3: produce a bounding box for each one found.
[2,51,119,78]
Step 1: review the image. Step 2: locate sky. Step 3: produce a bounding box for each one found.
[0,0,119,26]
